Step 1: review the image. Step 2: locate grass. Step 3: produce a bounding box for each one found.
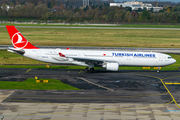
[1,27,180,48]
[0,50,179,70]
[0,65,88,69]
[0,50,46,65]
[0,78,79,90]
[1,23,180,28]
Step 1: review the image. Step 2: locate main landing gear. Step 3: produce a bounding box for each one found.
[85,67,94,73]
[157,67,161,73]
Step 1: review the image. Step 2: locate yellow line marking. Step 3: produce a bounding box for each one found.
[135,74,180,109]
[68,70,70,73]
[165,83,180,85]
[79,77,114,91]
[79,70,82,74]
[26,69,31,73]
[162,75,180,81]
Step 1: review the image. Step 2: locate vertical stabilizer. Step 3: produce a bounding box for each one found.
[6,26,39,49]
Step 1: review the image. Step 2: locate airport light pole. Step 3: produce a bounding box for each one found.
[83,0,89,8]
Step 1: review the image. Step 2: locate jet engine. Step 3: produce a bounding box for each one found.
[102,62,119,71]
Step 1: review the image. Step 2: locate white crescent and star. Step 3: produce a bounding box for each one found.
[12,32,28,48]
[14,33,24,44]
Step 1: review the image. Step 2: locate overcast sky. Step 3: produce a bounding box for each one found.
[114,0,179,3]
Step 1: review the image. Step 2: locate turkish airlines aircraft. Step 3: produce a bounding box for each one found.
[6,26,176,72]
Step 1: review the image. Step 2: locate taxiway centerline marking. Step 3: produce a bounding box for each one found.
[165,83,180,85]
[135,74,180,109]
[78,77,114,91]
[162,75,180,81]
[26,69,31,73]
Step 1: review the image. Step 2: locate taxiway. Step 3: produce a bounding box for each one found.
[0,68,180,120]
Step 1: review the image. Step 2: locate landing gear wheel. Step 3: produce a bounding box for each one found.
[157,67,160,73]
[85,67,94,73]
[85,67,88,72]
[90,68,94,73]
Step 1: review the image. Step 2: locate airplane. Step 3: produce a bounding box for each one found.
[6,26,176,72]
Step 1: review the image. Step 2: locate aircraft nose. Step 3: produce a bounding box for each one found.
[172,58,176,64]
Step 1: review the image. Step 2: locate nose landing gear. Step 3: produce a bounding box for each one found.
[157,67,161,73]
[85,67,94,73]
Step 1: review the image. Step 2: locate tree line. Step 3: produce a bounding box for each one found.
[0,1,180,23]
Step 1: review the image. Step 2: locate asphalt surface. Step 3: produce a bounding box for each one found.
[1,25,180,30]
[0,68,180,104]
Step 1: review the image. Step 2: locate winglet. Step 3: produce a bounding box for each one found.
[6,26,39,49]
[59,52,66,57]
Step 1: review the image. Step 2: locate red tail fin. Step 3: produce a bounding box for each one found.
[6,26,39,49]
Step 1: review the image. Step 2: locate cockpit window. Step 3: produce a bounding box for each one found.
[168,57,172,59]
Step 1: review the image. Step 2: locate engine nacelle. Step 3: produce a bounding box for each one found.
[103,62,119,71]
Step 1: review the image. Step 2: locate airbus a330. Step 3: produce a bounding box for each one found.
[6,26,176,72]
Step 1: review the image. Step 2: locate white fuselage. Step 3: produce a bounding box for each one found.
[22,49,176,67]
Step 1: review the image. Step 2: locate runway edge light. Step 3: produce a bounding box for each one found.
[43,80,48,83]
[46,65,50,68]
[35,76,38,80]
[154,67,161,69]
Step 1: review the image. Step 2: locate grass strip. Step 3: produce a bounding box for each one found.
[0,78,79,90]
[0,65,88,69]
[2,27,180,48]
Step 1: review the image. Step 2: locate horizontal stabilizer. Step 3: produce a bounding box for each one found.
[8,47,25,54]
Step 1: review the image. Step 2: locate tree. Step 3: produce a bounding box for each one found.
[125,7,132,12]
[42,12,52,23]
[59,3,64,10]
[92,5,98,9]
[47,0,55,8]
[73,12,80,18]
[141,10,151,21]
[150,7,154,13]
[124,11,131,22]
[136,8,142,12]
[143,7,147,11]
[107,11,115,22]
[114,12,123,22]
[99,5,103,10]
[177,14,180,23]
[159,9,164,13]
[167,7,170,12]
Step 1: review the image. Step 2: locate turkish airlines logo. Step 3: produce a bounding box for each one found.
[12,32,28,48]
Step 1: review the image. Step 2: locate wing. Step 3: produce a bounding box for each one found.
[68,56,115,64]
[58,52,116,65]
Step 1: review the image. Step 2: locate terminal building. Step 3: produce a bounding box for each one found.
[110,1,163,12]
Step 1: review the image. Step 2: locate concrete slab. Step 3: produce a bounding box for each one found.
[0,102,179,120]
